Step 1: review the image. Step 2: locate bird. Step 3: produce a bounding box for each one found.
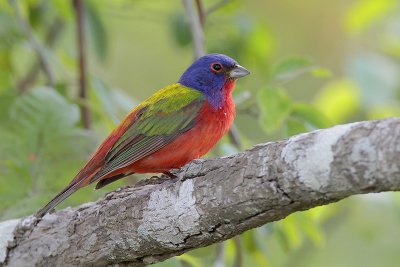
[35,53,250,218]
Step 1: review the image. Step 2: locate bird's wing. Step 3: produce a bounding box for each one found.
[90,84,205,182]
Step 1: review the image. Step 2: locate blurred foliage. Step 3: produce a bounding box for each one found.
[1,0,400,266]
[0,88,96,219]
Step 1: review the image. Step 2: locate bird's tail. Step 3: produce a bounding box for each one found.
[35,182,80,218]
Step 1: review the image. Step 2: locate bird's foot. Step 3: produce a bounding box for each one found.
[162,171,178,179]
[134,175,172,187]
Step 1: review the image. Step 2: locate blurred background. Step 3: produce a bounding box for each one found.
[1,0,400,266]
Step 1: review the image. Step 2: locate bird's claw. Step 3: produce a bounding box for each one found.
[134,174,174,187]
[162,171,178,179]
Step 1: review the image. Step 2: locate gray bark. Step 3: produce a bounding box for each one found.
[1,118,400,267]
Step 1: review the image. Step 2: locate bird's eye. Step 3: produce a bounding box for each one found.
[211,63,223,72]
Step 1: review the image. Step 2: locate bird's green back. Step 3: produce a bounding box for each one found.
[134,83,205,136]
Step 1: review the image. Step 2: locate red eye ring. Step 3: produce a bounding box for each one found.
[211,62,223,72]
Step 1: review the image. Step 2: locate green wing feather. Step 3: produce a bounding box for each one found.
[91,84,205,181]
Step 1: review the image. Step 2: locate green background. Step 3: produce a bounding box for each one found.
[1,0,400,266]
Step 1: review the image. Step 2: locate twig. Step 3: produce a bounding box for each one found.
[214,219,242,267]
[194,0,205,27]
[17,18,64,93]
[233,236,242,267]
[73,0,91,129]
[9,0,55,88]
[213,242,225,267]
[228,124,243,150]
[182,0,205,58]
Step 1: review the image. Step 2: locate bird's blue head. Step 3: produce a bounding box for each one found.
[179,54,250,108]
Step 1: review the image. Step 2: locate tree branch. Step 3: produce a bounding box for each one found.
[73,0,91,129]
[2,118,400,266]
[182,0,205,59]
[194,0,205,27]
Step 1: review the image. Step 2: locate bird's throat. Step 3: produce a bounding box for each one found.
[224,79,237,95]
[205,79,236,110]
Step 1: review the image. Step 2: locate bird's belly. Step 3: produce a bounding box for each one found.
[132,103,234,173]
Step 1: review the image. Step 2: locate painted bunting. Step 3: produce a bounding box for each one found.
[36,54,250,217]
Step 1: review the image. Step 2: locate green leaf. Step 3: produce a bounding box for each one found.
[10,87,80,128]
[273,57,312,81]
[171,12,192,47]
[258,87,292,133]
[86,0,108,61]
[273,57,332,82]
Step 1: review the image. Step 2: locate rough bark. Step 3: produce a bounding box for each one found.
[1,118,400,267]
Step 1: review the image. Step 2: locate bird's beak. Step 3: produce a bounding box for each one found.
[229,64,250,79]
